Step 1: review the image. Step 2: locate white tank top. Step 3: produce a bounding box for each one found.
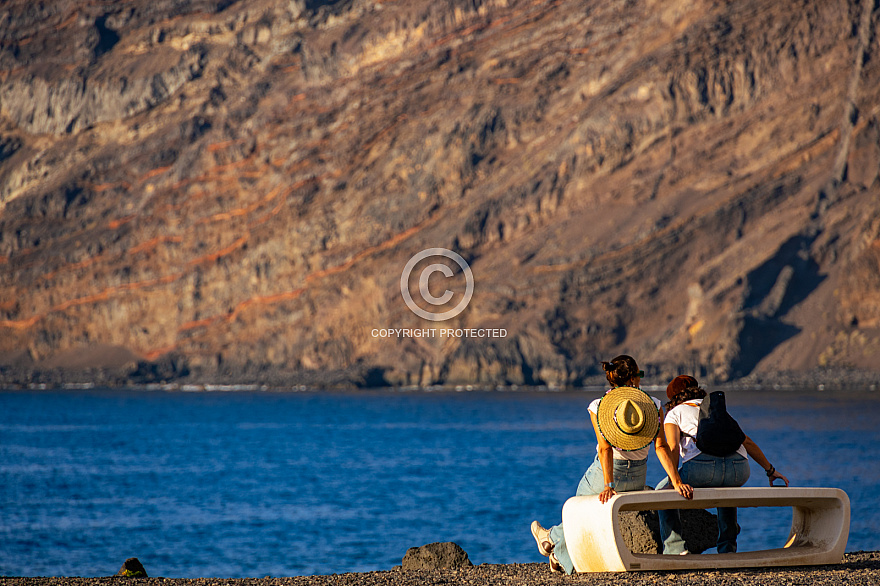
[664,399,748,463]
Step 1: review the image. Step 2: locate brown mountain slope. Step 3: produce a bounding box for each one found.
[0,0,879,387]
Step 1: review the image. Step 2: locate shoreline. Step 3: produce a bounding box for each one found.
[1,552,879,585]
[3,357,880,393]
[2,378,880,393]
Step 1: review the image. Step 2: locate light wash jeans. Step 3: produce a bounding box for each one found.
[549,454,647,574]
[657,453,750,554]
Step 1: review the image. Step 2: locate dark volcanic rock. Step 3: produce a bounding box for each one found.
[619,511,662,554]
[680,508,721,555]
[401,542,473,570]
[128,353,190,384]
[619,509,718,555]
[1,0,880,388]
[117,557,148,578]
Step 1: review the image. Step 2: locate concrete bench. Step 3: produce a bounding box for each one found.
[562,487,850,572]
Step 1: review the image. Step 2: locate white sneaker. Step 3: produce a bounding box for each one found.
[530,520,553,557]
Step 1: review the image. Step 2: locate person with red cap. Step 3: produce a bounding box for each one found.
[657,375,790,555]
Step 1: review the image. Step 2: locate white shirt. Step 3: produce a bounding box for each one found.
[588,391,662,461]
[664,399,748,463]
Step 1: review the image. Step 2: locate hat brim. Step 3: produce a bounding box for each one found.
[596,386,660,451]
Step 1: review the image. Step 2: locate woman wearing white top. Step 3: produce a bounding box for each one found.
[658,375,790,555]
[531,356,693,574]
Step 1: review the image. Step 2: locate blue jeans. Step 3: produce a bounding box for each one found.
[657,453,750,554]
[549,454,647,574]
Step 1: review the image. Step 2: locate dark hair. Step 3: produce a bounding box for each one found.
[665,385,707,410]
[601,355,640,388]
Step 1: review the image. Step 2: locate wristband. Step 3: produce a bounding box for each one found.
[605,481,615,489]
[765,465,776,477]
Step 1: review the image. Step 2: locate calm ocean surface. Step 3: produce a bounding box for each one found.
[1,388,878,577]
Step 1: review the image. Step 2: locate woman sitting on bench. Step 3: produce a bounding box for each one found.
[658,375,790,555]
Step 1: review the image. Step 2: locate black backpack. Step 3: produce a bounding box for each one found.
[690,391,746,457]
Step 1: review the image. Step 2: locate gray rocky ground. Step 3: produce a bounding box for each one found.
[2,552,879,586]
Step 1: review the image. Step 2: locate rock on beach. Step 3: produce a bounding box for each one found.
[0,552,878,586]
[400,542,473,570]
[619,509,719,554]
[116,558,148,578]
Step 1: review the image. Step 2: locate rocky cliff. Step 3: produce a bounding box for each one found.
[1,0,879,388]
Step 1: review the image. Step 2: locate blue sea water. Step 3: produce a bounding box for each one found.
[0,388,878,578]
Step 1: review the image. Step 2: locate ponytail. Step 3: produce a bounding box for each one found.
[602,355,640,388]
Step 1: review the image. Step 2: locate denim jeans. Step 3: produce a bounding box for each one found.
[657,453,750,554]
[549,454,647,573]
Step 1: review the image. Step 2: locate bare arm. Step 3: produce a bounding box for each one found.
[664,421,681,471]
[655,415,692,499]
[590,410,617,504]
[742,435,790,486]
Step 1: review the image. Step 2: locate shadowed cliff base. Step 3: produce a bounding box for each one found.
[1,0,880,388]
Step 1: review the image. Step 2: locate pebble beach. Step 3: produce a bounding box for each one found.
[2,552,878,586]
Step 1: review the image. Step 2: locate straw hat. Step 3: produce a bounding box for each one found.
[596,386,660,451]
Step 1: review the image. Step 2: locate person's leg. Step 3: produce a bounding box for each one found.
[655,475,672,491]
[716,456,750,553]
[549,455,604,574]
[577,453,608,495]
[656,474,686,555]
[547,523,569,571]
[657,472,685,555]
[715,507,739,553]
[553,458,647,571]
[661,455,719,554]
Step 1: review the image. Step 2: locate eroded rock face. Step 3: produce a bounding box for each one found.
[1,0,879,387]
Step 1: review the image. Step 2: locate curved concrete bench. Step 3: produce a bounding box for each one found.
[562,487,850,572]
